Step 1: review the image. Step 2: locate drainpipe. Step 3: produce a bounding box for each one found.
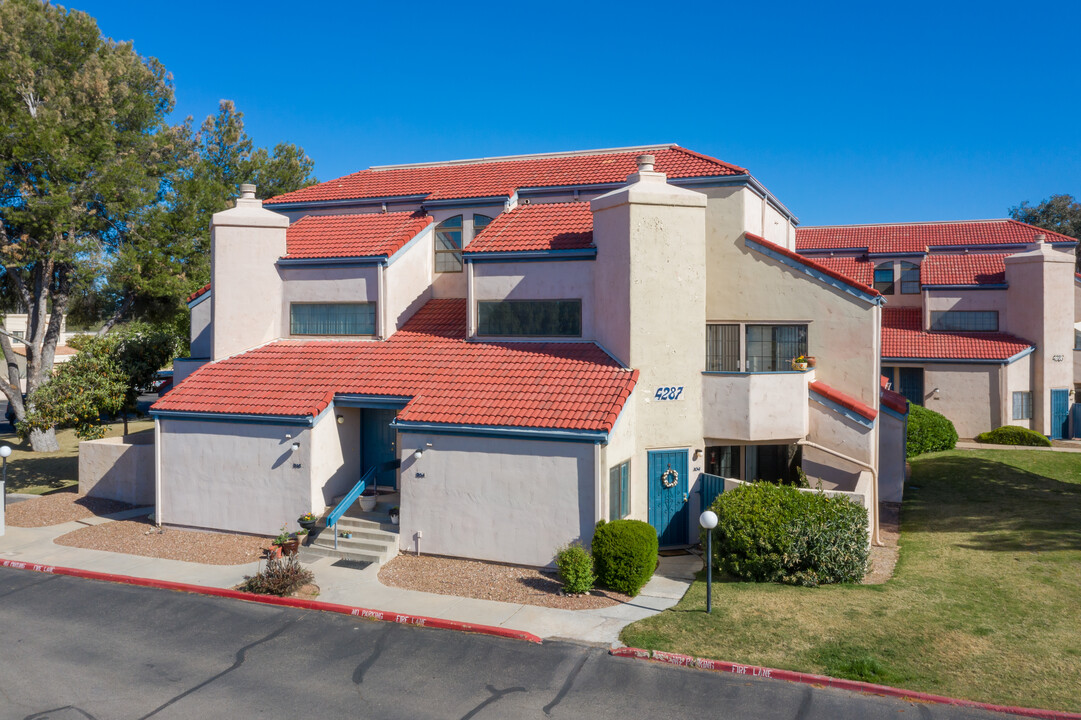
[153,417,162,527]
[797,440,882,547]
[377,262,387,340]
[594,442,604,525]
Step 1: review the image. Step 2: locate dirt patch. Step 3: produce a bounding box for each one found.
[55,517,268,566]
[865,501,901,585]
[378,554,632,610]
[5,490,136,527]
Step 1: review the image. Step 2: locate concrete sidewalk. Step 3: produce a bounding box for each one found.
[0,506,698,645]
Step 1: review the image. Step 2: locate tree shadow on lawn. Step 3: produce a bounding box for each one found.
[6,454,79,493]
[905,454,1081,552]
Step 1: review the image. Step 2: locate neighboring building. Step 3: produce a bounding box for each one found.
[153,145,906,567]
[796,221,1077,439]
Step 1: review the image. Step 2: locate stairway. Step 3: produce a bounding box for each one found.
[304,496,400,565]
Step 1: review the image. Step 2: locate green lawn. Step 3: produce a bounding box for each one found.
[621,449,1081,713]
[0,420,154,495]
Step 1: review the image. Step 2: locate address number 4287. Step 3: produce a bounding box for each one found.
[654,386,684,401]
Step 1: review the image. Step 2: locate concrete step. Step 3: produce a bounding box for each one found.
[333,515,399,533]
[302,544,387,565]
[305,523,399,566]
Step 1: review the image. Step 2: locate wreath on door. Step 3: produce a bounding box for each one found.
[661,467,679,488]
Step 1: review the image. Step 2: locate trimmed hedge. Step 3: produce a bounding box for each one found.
[906,404,958,457]
[554,544,595,594]
[975,425,1052,447]
[591,519,658,596]
[709,482,868,587]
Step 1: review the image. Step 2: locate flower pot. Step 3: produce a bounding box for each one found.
[358,491,378,512]
[793,362,808,371]
[805,356,817,368]
[281,539,300,557]
[298,519,317,531]
[268,545,283,560]
[390,514,400,525]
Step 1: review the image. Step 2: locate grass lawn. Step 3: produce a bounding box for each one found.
[0,420,154,495]
[621,449,1081,713]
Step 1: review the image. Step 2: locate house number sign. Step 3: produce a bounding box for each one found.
[654,386,684,401]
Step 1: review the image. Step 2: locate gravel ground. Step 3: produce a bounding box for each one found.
[378,554,632,610]
[4,491,136,528]
[55,518,269,566]
[865,501,901,585]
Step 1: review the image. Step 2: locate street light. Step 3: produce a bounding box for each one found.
[699,509,718,614]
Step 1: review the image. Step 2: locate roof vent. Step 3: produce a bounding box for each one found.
[239,183,256,199]
[1035,233,1047,244]
[636,154,655,172]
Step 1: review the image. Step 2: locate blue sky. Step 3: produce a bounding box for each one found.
[76,1,1079,226]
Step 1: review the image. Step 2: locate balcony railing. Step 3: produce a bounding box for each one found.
[702,370,812,441]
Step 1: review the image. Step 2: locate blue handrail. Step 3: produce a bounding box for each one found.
[326,467,376,539]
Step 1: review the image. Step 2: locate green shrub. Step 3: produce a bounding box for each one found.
[240,555,314,596]
[906,404,958,457]
[554,544,595,594]
[975,425,1052,447]
[709,482,868,587]
[591,519,658,596]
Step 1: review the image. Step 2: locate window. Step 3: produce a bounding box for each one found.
[706,324,740,371]
[11,330,23,339]
[1012,391,1033,420]
[477,299,582,337]
[473,214,493,239]
[609,460,630,521]
[705,445,741,478]
[874,262,895,294]
[745,324,807,372]
[900,261,921,294]
[1075,329,1081,350]
[898,367,924,406]
[745,444,802,485]
[435,215,464,273]
[290,303,375,335]
[930,311,998,332]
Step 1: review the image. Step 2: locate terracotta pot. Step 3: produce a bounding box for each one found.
[805,356,817,368]
[281,539,300,557]
[268,545,283,559]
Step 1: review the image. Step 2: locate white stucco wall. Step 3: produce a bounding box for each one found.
[804,402,874,490]
[922,364,999,438]
[158,418,314,536]
[702,371,810,441]
[280,265,377,337]
[1004,354,1033,429]
[398,432,597,567]
[601,394,638,522]
[471,259,595,340]
[309,407,362,508]
[878,410,907,503]
[190,298,211,358]
[384,226,435,335]
[79,435,155,506]
[924,289,1009,319]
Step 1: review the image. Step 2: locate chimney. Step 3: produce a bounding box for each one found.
[1035,233,1047,244]
[636,154,655,172]
[627,153,664,184]
[239,183,257,200]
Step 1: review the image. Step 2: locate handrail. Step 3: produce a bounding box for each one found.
[326,467,376,545]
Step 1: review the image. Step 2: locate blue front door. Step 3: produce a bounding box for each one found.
[1051,389,1069,440]
[361,409,399,489]
[648,449,689,547]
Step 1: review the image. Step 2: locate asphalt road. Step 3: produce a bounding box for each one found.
[0,567,1022,720]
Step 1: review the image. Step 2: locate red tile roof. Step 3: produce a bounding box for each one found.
[745,233,882,298]
[265,146,745,206]
[920,253,1008,286]
[186,282,211,304]
[809,380,877,421]
[464,202,593,254]
[153,299,638,432]
[795,219,1076,254]
[283,212,433,260]
[882,308,1032,361]
[808,256,873,287]
[880,387,908,415]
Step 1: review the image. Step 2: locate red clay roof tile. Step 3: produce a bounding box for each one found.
[265,146,744,206]
[153,298,637,433]
[795,219,1076,254]
[921,253,1008,286]
[283,212,433,260]
[186,282,211,304]
[809,380,877,421]
[745,233,882,298]
[882,307,1032,361]
[465,202,593,254]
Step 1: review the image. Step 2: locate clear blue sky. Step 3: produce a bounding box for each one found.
[75,0,1079,226]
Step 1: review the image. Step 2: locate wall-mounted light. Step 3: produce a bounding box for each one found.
[291,442,300,452]
[413,442,433,461]
[336,414,344,424]
[693,449,702,461]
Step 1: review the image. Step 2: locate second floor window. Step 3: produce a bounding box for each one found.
[745,324,808,372]
[706,324,740,371]
[477,299,582,337]
[900,261,921,294]
[435,215,464,273]
[930,310,998,332]
[290,303,375,336]
[874,262,895,294]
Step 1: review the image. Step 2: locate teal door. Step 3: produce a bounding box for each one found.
[1051,389,1069,440]
[648,449,689,547]
[361,409,399,489]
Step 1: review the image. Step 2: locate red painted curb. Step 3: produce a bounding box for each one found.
[0,558,542,644]
[610,647,1081,720]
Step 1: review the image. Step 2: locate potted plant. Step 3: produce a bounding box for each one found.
[272,526,300,557]
[389,506,400,525]
[792,355,809,371]
[297,512,318,531]
[358,487,378,512]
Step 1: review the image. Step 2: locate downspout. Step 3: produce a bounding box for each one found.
[154,417,162,527]
[377,262,387,340]
[798,440,882,547]
[465,260,475,338]
[594,442,604,525]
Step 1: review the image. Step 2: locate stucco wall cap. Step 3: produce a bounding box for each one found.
[212,199,290,229]
[1003,242,1074,264]
[590,177,707,213]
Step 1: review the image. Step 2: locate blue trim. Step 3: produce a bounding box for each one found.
[278,256,387,268]
[1006,346,1036,364]
[924,283,1008,290]
[744,236,884,306]
[866,251,928,258]
[150,409,314,426]
[796,246,869,255]
[465,247,597,263]
[334,394,412,410]
[880,403,908,421]
[326,467,375,530]
[882,346,1035,365]
[264,194,429,212]
[702,370,810,376]
[391,420,608,444]
[173,356,209,363]
[808,390,876,429]
[422,196,508,209]
[187,292,210,309]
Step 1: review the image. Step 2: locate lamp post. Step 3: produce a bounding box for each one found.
[699,509,718,614]
[0,445,10,536]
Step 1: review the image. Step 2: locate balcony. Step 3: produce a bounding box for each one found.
[702,370,812,441]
